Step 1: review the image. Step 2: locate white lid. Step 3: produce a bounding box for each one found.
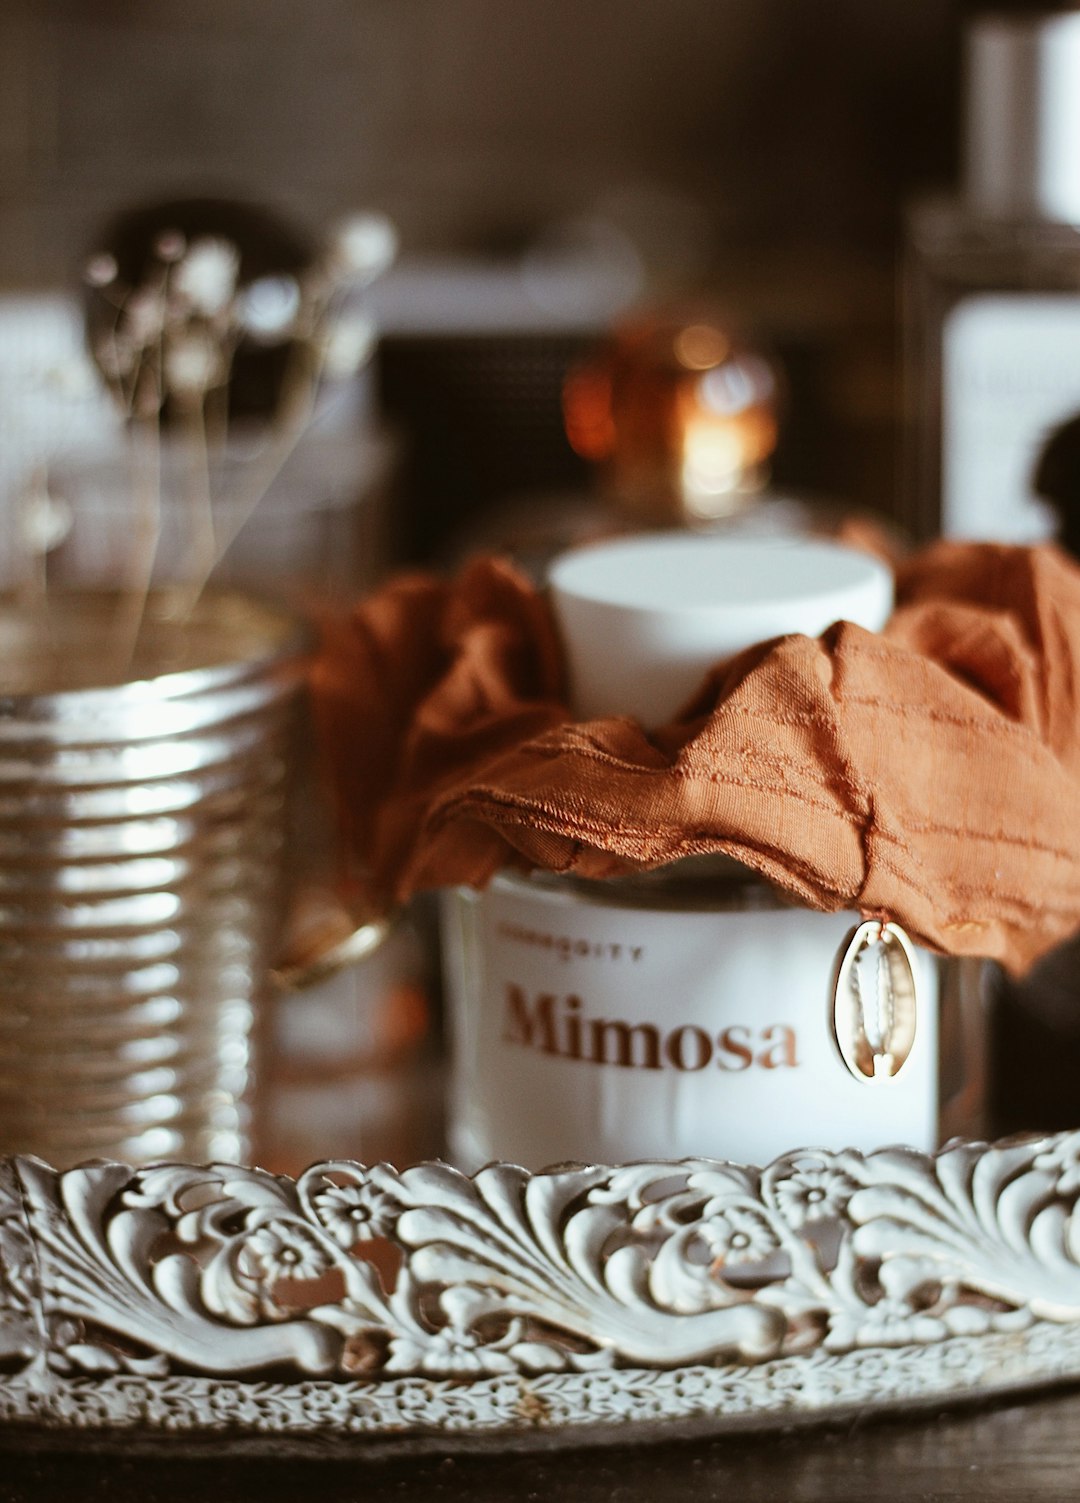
[965,12,1080,223]
[548,533,893,726]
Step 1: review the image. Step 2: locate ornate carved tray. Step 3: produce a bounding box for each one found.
[3,1133,1080,1449]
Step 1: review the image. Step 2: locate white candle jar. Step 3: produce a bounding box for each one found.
[443,535,988,1170]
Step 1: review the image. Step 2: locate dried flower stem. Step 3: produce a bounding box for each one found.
[180,337,326,615]
[15,466,51,610]
[113,415,162,672]
[178,398,217,620]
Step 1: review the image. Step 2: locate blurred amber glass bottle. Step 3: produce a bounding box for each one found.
[563,309,780,527]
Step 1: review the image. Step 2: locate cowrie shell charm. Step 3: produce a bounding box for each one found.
[832,920,920,1084]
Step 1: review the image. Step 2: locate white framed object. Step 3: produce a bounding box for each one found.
[3,1131,1080,1447]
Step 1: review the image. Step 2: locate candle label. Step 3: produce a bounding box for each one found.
[443,877,939,1171]
[501,983,800,1073]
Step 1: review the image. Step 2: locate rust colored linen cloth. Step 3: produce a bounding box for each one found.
[311,542,1080,975]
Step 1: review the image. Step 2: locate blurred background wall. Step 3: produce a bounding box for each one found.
[0,0,1050,530]
[2,0,961,283]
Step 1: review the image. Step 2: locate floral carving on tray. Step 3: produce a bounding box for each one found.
[3,1131,1080,1392]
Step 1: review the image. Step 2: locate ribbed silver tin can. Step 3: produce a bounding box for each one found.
[0,589,307,1167]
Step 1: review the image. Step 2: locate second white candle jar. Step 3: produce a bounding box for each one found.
[442,534,988,1169]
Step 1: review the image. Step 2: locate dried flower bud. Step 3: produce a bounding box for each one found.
[154,229,187,263]
[322,313,376,378]
[84,253,119,288]
[239,275,301,342]
[329,213,398,283]
[164,330,225,397]
[172,237,240,317]
[17,477,73,555]
[125,288,167,350]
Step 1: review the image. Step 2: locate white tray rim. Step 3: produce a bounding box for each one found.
[3,1133,1080,1443]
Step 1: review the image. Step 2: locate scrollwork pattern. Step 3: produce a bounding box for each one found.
[3,1133,1080,1409]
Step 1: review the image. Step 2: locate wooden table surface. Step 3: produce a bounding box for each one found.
[3,1382,1080,1503]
